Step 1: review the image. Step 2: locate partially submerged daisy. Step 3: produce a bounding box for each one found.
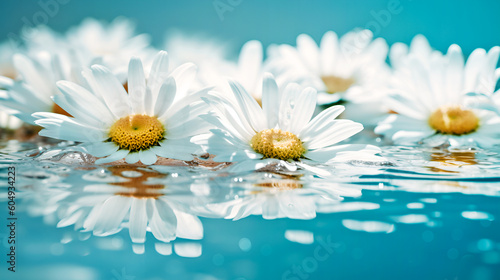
[267,29,390,112]
[33,51,209,165]
[199,73,380,173]
[375,44,500,148]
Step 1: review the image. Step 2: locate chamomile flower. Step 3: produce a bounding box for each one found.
[21,24,70,58]
[224,40,265,103]
[164,31,232,89]
[67,17,156,81]
[375,44,500,148]
[199,73,380,173]
[224,40,297,105]
[0,52,85,124]
[33,51,209,165]
[389,34,444,70]
[267,29,390,110]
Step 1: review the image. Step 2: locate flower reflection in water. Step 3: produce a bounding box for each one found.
[430,150,478,173]
[204,172,364,220]
[53,165,204,254]
[389,180,500,196]
[426,149,478,173]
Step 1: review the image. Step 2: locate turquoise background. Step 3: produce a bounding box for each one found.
[0,0,499,54]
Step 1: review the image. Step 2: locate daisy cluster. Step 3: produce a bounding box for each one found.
[1,17,500,171]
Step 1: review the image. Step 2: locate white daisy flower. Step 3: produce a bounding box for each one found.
[389,34,444,70]
[226,40,299,105]
[164,31,232,89]
[20,24,70,59]
[225,40,265,103]
[0,51,85,125]
[267,29,390,109]
[33,51,209,165]
[67,17,156,81]
[55,166,203,243]
[199,73,380,173]
[375,44,500,148]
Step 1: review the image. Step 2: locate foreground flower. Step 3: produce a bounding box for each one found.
[375,44,500,148]
[34,51,209,164]
[267,29,390,109]
[199,73,379,172]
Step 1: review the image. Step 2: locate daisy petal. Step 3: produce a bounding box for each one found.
[129,198,148,243]
[139,149,158,165]
[95,149,130,164]
[128,57,146,114]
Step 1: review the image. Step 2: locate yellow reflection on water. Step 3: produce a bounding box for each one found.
[251,173,304,194]
[109,165,166,199]
[256,179,303,190]
[428,150,477,173]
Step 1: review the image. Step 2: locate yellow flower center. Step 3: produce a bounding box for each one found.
[428,106,479,135]
[109,114,165,152]
[321,75,355,94]
[250,129,305,160]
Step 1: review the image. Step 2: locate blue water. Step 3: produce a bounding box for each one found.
[1,0,500,55]
[0,138,499,280]
[1,1,500,279]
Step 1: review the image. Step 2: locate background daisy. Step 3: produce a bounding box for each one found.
[67,17,156,81]
[267,29,391,115]
[0,52,86,125]
[375,44,500,148]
